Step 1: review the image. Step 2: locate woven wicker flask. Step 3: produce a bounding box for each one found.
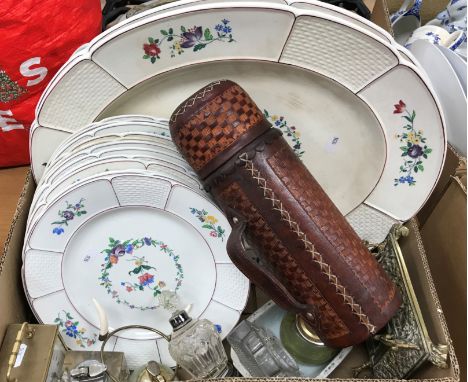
[169,80,401,348]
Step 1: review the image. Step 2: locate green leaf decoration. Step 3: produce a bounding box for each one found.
[202,224,213,229]
[204,28,213,40]
[180,25,186,32]
[161,30,168,35]
[150,57,156,64]
[168,27,173,34]
[193,43,206,52]
[148,37,154,43]
[167,36,173,42]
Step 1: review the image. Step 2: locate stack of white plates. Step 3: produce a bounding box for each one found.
[23,115,250,368]
[25,0,448,372]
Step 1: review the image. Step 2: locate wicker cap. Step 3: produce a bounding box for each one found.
[169,80,271,179]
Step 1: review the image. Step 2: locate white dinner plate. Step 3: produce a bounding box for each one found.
[45,118,171,170]
[27,144,202,238]
[436,45,467,96]
[409,40,466,156]
[23,171,249,368]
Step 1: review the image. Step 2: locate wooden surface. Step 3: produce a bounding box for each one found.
[0,167,29,250]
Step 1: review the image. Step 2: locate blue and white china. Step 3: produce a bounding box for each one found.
[405,25,450,47]
[390,0,423,44]
[427,0,467,58]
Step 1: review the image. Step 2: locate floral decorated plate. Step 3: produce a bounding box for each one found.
[32,1,446,243]
[23,171,249,368]
[27,146,203,240]
[28,157,204,229]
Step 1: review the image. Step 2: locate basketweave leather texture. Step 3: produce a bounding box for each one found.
[170,80,401,348]
[170,80,268,178]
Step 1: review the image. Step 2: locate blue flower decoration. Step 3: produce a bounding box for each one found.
[223,26,232,34]
[215,24,223,32]
[398,175,416,185]
[214,324,222,333]
[53,227,64,235]
[125,244,134,253]
[222,19,229,25]
[144,237,152,246]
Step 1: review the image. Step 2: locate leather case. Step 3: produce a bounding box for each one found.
[169,80,401,348]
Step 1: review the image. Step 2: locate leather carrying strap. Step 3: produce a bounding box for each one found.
[225,207,320,323]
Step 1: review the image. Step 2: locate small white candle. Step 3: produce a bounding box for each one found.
[92,298,109,337]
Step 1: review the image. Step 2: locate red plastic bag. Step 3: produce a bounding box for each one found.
[0,0,101,168]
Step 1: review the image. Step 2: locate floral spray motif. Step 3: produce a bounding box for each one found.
[98,237,184,311]
[51,198,87,234]
[55,310,97,348]
[263,109,304,157]
[393,100,432,186]
[190,208,226,240]
[143,19,235,63]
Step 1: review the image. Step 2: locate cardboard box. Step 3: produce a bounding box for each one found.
[421,161,467,382]
[0,171,461,381]
[0,1,463,380]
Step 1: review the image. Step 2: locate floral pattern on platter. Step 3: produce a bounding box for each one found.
[98,237,184,311]
[393,100,432,186]
[55,310,97,348]
[52,198,87,235]
[143,19,235,64]
[264,110,304,157]
[190,208,226,240]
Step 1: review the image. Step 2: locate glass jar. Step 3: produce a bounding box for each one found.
[280,312,339,365]
[168,310,228,378]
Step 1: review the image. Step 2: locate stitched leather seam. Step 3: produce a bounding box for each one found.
[239,152,376,334]
[221,182,350,338]
[268,149,391,313]
[170,80,223,123]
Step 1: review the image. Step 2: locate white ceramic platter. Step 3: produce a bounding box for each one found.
[32,2,446,243]
[409,40,466,156]
[23,171,249,368]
